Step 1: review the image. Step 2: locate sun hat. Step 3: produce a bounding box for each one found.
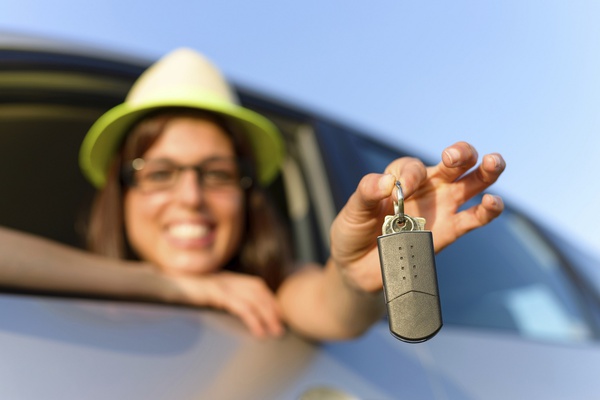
[79,47,285,188]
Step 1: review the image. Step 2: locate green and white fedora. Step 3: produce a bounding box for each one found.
[79,48,284,188]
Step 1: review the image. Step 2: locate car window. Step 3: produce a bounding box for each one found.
[338,130,599,343]
[0,68,130,247]
[437,211,594,342]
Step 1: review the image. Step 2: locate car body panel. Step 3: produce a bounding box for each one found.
[2,293,600,400]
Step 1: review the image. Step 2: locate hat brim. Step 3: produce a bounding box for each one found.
[79,93,284,188]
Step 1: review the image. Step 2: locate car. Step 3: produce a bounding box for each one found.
[1,33,600,400]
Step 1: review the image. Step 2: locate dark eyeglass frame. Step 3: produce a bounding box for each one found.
[120,156,254,192]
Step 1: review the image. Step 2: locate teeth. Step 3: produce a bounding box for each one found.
[169,224,209,239]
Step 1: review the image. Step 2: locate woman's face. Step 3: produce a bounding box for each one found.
[123,116,245,275]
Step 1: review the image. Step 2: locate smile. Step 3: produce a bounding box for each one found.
[167,223,210,240]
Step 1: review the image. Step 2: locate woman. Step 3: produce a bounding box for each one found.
[0,48,506,340]
[87,106,292,337]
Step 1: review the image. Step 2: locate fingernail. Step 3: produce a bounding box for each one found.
[379,173,396,191]
[493,195,503,208]
[444,148,461,166]
[487,194,502,208]
[491,154,504,170]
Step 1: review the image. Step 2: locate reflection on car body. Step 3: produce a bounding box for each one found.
[1,33,600,399]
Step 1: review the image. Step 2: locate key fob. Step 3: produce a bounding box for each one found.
[378,222,443,343]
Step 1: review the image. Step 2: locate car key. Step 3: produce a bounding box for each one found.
[377,181,442,343]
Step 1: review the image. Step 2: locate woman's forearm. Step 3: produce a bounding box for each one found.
[0,226,169,302]
[277,260,385,341]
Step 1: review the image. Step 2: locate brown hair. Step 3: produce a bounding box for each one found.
[85,107,290,290]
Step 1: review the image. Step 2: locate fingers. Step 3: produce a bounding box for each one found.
[232,302,283,339]
[342,157,427,220]
[214,273,285,339]
[430,141,506,202]
[458,193,504,231]
[457,152,505,196]
[437,141,479,181]
[331,158,427,262]
[236,287,284,339]
[350,172,396,214]
[170,269,284,339]
[434,193,505,251]
[384,157,428,198]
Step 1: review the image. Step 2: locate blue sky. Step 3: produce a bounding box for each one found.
[2,1,599,258]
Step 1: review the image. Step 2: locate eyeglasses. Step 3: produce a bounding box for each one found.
[121,157,253,192]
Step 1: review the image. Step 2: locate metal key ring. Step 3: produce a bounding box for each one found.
[394,214,414,232]
[394,180,405,222]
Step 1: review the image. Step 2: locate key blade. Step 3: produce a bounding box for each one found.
[413,217,426,231]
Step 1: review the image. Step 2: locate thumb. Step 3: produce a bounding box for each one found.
[331,173,396,260]
[341,173,397,225]
[342,156,428,223]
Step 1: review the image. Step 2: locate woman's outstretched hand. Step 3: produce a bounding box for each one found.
[330,141,506,293]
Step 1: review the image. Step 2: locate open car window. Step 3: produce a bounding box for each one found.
[0,64,134,248]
